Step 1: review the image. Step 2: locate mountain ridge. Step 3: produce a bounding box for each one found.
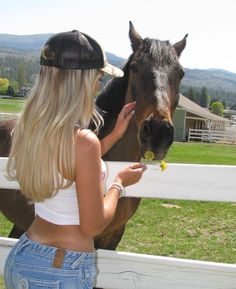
[0,33,235,105]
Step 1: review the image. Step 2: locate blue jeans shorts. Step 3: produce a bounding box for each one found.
[4,233,97,289]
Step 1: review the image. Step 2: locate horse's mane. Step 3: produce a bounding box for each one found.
[95,56,132,121]
[140,38,179,66]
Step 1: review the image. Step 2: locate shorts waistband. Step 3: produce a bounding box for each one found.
[14,233,96,266]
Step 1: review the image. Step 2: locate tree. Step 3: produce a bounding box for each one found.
[222,100,226,108]
[186,87,196,101]
[0,78,9,94]
[210,101,224,117]
[9,80,19,91]
[209,97,219,107]
[230,103,236,110]
[18,64,26,88]
[7,85,15,96]
[199,87,208,107]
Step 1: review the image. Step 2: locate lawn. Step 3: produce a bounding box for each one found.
[117,142,236,263]
[0,98,26,113]
[166,142,236,165]
[0,142,236,288]
[117,199,236,263]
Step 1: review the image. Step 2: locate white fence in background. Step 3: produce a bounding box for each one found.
[0,158,236,289]
[0,112,19,121]
[188,128,236,144]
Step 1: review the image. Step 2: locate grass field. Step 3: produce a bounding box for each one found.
[166,142,236,165]
[117,142,236,263]
[118,199,236,263]
[0,140,236,288]
[0,98,25,113]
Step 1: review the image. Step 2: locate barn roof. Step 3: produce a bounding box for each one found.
[178,94,228,122]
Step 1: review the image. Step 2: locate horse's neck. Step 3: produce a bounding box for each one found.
[102,120,141,162]
[97,63,141,161]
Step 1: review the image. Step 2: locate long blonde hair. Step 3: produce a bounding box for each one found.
[7,66,103,202]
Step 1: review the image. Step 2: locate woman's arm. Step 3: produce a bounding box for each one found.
[100,101,135,156]
[75,129,119,237]
[75,129,145,237]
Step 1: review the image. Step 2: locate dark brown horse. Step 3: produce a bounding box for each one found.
[0,22,187,251]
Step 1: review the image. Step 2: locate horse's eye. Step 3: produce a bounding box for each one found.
[130,62,138,73]
[180,69,185,78]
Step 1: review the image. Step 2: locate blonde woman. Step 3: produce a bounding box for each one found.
[4,30,146,289]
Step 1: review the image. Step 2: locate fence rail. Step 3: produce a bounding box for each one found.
[0,112,19,121]
[0,158,236,288]
[188,128,236,144]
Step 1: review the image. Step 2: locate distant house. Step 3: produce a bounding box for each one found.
[224,109,236,127]
[18,86,30,97]
[173,94,228,141]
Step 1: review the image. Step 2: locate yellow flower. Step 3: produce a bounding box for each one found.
[144,150,155,161]
[160,160,167,171]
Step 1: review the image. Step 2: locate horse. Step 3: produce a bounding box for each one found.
[0,22,187,251]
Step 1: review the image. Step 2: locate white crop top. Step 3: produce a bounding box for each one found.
[34,160,107,225]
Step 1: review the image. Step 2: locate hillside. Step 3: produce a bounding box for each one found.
[0,33,125,91]
[0,33,235,105]
[0,33,125,64]
[183,68,236,93]
[0,33,53,50]
[181,68,236,107]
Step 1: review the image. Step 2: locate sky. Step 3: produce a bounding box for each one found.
[1,0,236,73]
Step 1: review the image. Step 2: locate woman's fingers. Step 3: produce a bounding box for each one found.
[129,163,147,171]
[122,101,136,118]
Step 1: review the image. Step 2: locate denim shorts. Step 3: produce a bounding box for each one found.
[4,233,97,289]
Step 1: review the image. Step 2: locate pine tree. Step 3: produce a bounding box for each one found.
[187,87,196,101]
[18,64,26,88]
[199,87,208,107]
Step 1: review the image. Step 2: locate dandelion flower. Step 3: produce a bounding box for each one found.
[160,160,167,171]
[144,150,155,161]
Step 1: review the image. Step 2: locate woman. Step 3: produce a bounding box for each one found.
[4,30,146,288]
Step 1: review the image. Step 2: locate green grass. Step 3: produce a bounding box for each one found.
[0,214,12,236]
[117,199,236,263]
[0,142,236,288]
[118,142,236,263]
[165,142,236,165]
[0,98,26,113]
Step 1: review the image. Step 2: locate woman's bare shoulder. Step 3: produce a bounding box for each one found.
[75,129,100,154]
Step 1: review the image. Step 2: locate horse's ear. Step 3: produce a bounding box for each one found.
[129,21,143,52]
[173,34,188,57]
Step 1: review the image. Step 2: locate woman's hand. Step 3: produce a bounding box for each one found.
[100,101,136,156]
[114,163,147,187]
[113,101,136,138]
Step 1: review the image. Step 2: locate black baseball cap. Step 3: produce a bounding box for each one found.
[40,30,124,77]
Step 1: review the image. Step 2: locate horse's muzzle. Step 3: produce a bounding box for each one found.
[139,117,174,160]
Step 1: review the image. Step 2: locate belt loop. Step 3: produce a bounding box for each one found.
[53,248,66,268]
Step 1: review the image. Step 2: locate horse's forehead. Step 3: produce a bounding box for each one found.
[135,40,179,69]
[153,69,168,90]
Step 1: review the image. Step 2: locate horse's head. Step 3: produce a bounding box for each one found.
[126,22,187,160]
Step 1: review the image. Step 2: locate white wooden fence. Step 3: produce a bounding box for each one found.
[0,157,236,289]
[188,128,236,144]
[0,112,19,121]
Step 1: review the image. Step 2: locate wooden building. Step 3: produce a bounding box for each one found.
[173,94,228,141]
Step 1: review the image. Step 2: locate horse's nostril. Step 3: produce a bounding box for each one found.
[143,121,151,134]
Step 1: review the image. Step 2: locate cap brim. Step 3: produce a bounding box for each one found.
[100,62,124,78]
